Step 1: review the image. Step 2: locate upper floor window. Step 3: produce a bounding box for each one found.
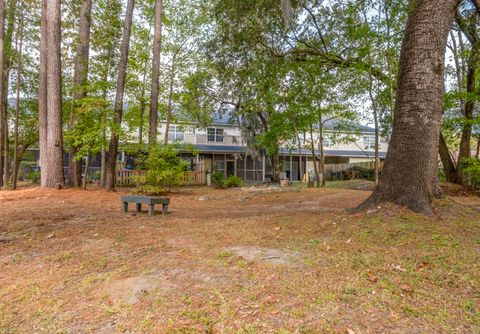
[207,128,224,142]
[363,135,375,149]
[323,136,335,148]
[168,125,184,142]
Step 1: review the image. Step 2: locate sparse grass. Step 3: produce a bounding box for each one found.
[0,186,478,333]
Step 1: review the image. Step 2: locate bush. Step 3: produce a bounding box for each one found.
[133,145,188,195]
[27,171,40,183]
[212,172,226,188]
[225,175,244,187]
[461,158,480,189]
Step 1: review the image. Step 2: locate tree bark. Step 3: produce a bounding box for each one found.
[318,116,326,188]
[309,124,320,187]
[0,0,5,188]
[356,0,459,214]
[105,0,135,191]
[39,0,48,187]
[68,0,92,187]
[148,0,163,147]
[12,7,23,190]
[439,131,459,183]
[1,0,16,188]
[44,0,64,188]
[83,153,90,189]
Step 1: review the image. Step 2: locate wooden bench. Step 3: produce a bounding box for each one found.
[121,195,170,217]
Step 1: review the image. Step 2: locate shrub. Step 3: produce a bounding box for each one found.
[133,145,188,195]
[461,158,480,189]
[225,175,244,187]
[212,172,226,188]
[27,171,40,183]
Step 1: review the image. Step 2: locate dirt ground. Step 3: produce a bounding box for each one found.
[0,183,479,333]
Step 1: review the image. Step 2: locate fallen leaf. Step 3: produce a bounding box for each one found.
[367,271,378,283]
[46,233,55,239]
[346,328,355,334]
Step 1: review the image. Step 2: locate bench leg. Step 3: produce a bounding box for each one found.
[136,203,142,212]
[162,203,168,216]
[148,204,155,217]
[122,202,128,213]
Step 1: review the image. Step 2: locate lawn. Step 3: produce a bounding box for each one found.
[0,184,479,333]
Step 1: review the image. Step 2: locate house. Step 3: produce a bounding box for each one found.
[152,114,388,183]
[24,112,388,184]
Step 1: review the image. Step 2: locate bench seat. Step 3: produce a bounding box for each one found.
[121,195,170,217]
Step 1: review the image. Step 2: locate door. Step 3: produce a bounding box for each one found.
[226,161,235,177]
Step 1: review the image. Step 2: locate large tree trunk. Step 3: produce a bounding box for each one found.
[105,0,135,191]
[0,0,5,188]
[44,0,64,188]
[68,0,92,187]
[148,0,163,147]
[12,8,23,190]
[39,0,48,187]
[356,0,459,215]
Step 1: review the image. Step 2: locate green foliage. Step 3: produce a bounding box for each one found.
[460,158,480,189]
[27,171,40,184]
[134,145,188,195]
[212,173,244,188]
[212,172,226,188]
[225,175,244,188]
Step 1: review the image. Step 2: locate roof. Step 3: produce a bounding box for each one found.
[212,110,375,133]
[194,145,246,153]
[279,147,386,159]
[192,144,386,159]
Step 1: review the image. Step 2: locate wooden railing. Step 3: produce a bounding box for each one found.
[116,169,144,186]
[181,171,206,185]
[115,168,205,186]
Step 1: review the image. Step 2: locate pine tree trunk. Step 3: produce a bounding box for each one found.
[68,0,92,187]
[39,0,48,187]
[12,8,23,190]
[318,116,326,188]
[1,0,16,188]
[105,0,135,191]
[0,0,5,188]
[44,0,64,188]
[356,0,459,214]
[148,0,163,147]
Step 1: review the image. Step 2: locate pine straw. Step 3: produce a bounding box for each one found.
[0,185,479,333]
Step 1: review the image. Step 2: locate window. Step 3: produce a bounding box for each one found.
[323,136,334,148]
[168,125,184,142]
[363,135,375,149]
[207,128,224,142]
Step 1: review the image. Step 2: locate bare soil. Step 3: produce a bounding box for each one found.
[0,184,479,333]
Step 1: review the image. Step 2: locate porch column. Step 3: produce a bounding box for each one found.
[289,155,293,181]
[244,155,247,181]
